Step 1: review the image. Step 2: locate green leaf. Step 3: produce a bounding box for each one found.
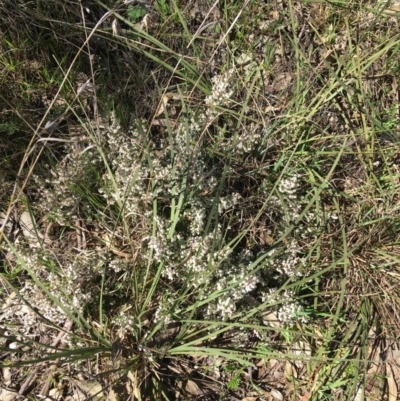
[127,5,146,21]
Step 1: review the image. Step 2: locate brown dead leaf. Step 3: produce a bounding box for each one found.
[383,349,400,364]
[0,389,17,401]
[20,211,43,246]
[242,397,258,401]
[127,371,141,399]
[384,3,400,16]
[256,359,266,368]
[265,105,283,112]
[236,53,252,66]
[243,295,281,327]
[297,391,312,401]
[2,368,11,386]
[386,364,397,401]
[367,361,379,376]
[269,359,279,369]
[274,72,293,92]
[112,18,123,36]
[291,340,311,369]
[185,380,200,395]
[151,118,177,127]
[107,388,118,401]
[270,10,279,20]
[155,93,181,117]
[48,387,63,401]
[262,232,275,246]
[71,387,85,401]
[73,379,104,401]
[271,389,283,401]
[262,311,280,326]
[284,361,297,379]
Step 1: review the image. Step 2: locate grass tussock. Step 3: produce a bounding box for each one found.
[2,0,400,400]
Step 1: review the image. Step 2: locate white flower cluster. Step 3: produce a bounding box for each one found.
[267,239,306,277]
[149,224,226,285]
[218,193,241,214]
[99,115,149,222]
[112,309,136,331]
[0,293,37,333]
[187,204,206,236]
[206,69,235,107]
[278,173,302,222]
[278,174,299,193]
[214,272,260,320]
[202,69,235,124]
[33,140,103,225]
[263,289,307,325]
[109,258,130,273]
[233,123,262,155]
[152,293,176,325]
[205,249,262,320]
[12,247,106,326]
[254,173,316,325]
[264,173,314,278]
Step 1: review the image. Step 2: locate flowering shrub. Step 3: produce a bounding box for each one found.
[8,69,313,332]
